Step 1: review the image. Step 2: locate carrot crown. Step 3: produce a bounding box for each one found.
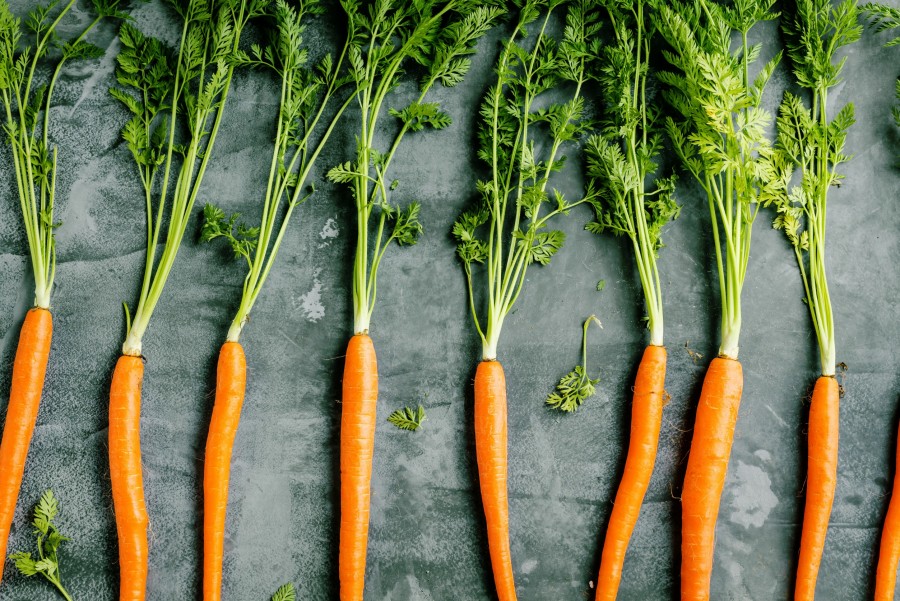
[453,0,599,361]
[328,0,504,336]
[763,0,862,377]
[0,0,125,309]
[657,0,781,360]
[198,0,357,343]
[584,0,679,348]
[112,0,264,356]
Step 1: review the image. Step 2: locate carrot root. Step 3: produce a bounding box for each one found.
[681,356,743,601]
[109,354,149,601]
[595,344,666,601]
[339,334,378,601]
[0,308,52,584]
[474,360,517,601]
[204,342,247,601]
[795,376,839,601]
[875,419,900,601]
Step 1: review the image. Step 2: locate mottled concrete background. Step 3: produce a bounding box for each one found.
[0,1,898,600]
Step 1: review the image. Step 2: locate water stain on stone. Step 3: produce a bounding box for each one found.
[726,460,779,529]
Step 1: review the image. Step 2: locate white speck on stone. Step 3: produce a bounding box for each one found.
[726,461,778,529]
[317,218,339,247]
[521,558,539,574]
[754,449,772,463]
[295,269,325,322]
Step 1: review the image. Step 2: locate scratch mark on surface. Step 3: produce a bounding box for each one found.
[764,404,788,429]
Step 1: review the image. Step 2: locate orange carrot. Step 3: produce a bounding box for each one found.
[203,342,247,601]
[340,334,378,601]
[0,308,52,584]
[681,357,743,601]
[795,376,839,601]
[474,360,516,601]
[109,355,149,601]
[595,344,666,601]
[876,418,900,601]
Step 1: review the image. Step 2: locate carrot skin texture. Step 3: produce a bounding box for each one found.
[795,376,839,601]
[0,308,52,584]
[876,419,900,601]
[681,357,743,601]
[340,334,378,601]
[596,345,667,601]
[109,355,149,601]
[203,342,247,601]
[474,360,517,601]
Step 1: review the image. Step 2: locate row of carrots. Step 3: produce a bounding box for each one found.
[0,0,897,600]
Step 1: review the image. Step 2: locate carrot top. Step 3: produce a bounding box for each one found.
[657,0,781,359]
[763,0,861,377]
[584,0,679,348]
[111,0,263,356]
[453,0,599,361]
[328,0,504,335]
[0,0,125,309]
[199,0,357,342]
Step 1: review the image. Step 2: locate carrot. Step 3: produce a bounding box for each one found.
[595,345,666,600]
[108,7,256,598]
[203,342,246,601]
[795,376,839,601]
[773,5,860,597]
[657,4,780,596]
[451,4,595,595]
[0,1,118,585]
[0,308,53,584]
[580,3,679,595]
[875,419,900,601]
[197,7,356,597]
[331,4,501,597]
[681,357,743,601]
[339,334,378,601]
[108,355,148,601]
[474,360,515,601]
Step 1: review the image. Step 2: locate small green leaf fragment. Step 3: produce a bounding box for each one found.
[387,406,427,431]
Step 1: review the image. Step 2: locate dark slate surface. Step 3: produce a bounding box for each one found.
[0,1,898,600]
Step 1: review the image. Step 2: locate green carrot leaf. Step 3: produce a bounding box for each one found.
[271,583,296,601]
[547,365,598,413]
[9,490,73,601]
[388,406,427,431]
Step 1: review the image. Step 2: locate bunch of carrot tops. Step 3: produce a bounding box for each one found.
[0,0,896,600]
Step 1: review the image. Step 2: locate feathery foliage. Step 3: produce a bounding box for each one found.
[387,405,427,430]
[762,0,861,376]
[9,491,73,601]
[453,0,600,360]
[329,0,504,334]
[0,0,124,308]
[270,583,296,601]
[200,0,357,341]
[112,0,267,354]
[546,315,601,412]
[656,0,781,358]
[584,0,679,347]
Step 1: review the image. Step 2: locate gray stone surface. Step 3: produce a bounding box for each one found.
[0,1,898,600]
